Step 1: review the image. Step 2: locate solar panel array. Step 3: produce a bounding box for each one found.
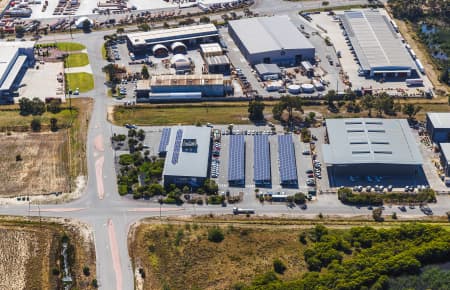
[254,135,271,182]
[171,129,183,164]
[278,135,298,182]
[158,128,171,154]
[228,135,245,182]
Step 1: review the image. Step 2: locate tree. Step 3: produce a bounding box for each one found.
[50,118,58,132]
[248,100,265,121]
[273,96,303,124]
[361,94,375,116]
[138,23,151,32]
[83,266,90,276]
[141,65,150,79]
[82,19,92,32]
[199,16,211,23]
[203,179,218,195]
[313,224,328,242]
[31,118,41,132]
[15,25,25,38]
[207,227,224,243]
[372,207,384,222]
[273,258,287,274]
[47,99,61,114]
[402,103,422,119]
[116,27,125,35]
[294,192,306,204]
[137,129,145,141]
[325,90,337,108]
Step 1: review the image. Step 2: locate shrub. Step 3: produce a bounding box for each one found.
[30,118,41,131]
[294,192,306,204]
[92,279,98,288]
[273,258,287,274]
[47,99,61,113]
[16,154,22,162]
[52,268,60,275]
[207,227,224,243]
[299,232,307,244]
[83,266,90,276]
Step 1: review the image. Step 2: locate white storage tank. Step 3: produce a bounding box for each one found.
[288,84,301,94]
[301,84,315,93]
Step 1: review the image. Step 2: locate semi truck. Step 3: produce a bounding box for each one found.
[232,207,255,215]
[405,78,424,86]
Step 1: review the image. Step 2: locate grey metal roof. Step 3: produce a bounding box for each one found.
[163,126,211,178]
[322,118,422,165]
[126,24,218,46]
[427,113,450,129]
[341,10,413,71]
[205,55,230,65]
[255,63,281,75]
[228,16,314,55]
[440,143,450,165]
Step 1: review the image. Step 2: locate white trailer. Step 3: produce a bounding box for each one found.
[415,59,425,74]
[233,207,255,215]
[405,78,424,86]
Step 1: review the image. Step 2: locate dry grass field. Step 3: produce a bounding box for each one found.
[0,216,96,290]
[129,217,450,290]
[0,98,92,197]
[0,131,69,197]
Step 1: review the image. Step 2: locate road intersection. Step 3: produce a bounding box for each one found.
[1,1,449,289]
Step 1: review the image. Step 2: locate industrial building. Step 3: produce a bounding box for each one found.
[322,118,423,177]
[340,10,413,77]
[426,113,450,144]
[228,16,315,66]
[0,41,35,103]
[126,24,219,54]
[163,126,212,188]
[439,143,450,177]
[255,63,282,80]
[135,74,232,102]
[204,55,231,75]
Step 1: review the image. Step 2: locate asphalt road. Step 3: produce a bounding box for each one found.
[1,1,449,290]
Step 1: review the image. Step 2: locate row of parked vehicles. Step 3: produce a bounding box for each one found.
[211,141,221,178]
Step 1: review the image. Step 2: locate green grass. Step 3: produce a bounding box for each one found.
[65,72,94,92]
[113,104,275,126]
[64,53,89,68]
[0,107,77,131]
[56,42,86,51]
[101,44,107,60]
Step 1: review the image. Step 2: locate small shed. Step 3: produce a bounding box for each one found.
[200,43,223,57]
[255,63,282,81]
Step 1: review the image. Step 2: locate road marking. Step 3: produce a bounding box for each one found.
[95,156,105,199]
[107,219,123,290]
[128,207,185,212]
[94,134,104,152]
[29,208,85,212]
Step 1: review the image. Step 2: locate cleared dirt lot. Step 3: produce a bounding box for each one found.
[0,131,69,197]
[0,216,96,290]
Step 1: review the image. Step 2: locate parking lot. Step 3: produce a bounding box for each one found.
[309,11,434,95]
[17,62,66,103]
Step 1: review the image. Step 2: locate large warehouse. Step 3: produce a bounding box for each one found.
[426,112,450,144]
[163,126,212,188]
[322,118,423,178]
[341,10,413,77]
[228,16,315,66]
[126,24,219,54]
[0,41,35,103]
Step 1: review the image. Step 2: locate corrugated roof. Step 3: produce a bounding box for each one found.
[427,113,450,129]
[150,74,226,86]
[163,126,211,178]
[228,16,314,55]
[255,63,281,75]
[205,55,230,65]
[126,24,218,46]
[341,10,413,71]
[440,143,450,165]
[322,118,422,165]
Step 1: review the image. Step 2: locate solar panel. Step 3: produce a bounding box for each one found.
[228,135,245,183]
[171,129,183,164]
[158,128,171,154]
[254,135,271,184]
[278,135,298,184]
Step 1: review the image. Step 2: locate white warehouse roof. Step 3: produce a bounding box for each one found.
[127,24,218,46]
[163,126,211,178]
[228,16,314,55]
[322,118,422,165]
[427,112,450,129]
[341,10,413,72]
